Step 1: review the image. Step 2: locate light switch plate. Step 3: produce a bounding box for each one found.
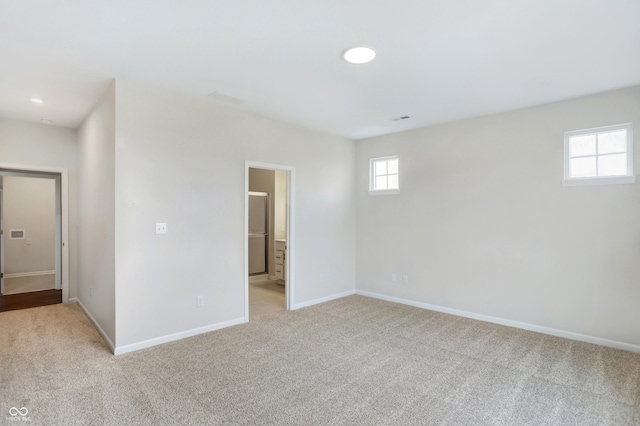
[155,223,168,234]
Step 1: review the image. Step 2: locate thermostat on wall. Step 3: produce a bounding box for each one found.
[10,229,25,239]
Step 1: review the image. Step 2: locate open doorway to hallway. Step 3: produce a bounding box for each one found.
[245,162,294,321]
[0,170,62,312]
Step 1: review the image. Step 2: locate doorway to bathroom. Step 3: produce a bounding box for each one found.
[245,161,294,321]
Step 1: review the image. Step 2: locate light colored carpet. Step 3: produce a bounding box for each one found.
[3,274,56,295]
[1,295,639,425]
[249,279,285,320]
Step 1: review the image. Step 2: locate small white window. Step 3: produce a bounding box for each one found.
[369,156,399,195]
[563,123,634,186]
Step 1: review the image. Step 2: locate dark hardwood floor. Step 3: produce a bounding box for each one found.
[0,289,62,312]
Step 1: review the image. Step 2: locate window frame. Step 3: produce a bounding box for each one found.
[369,155,400,195]
[563,123,634,186]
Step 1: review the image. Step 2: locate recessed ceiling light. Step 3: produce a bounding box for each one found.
[30,97,44,104]
[343,47,376,64]
[40,119,53,125]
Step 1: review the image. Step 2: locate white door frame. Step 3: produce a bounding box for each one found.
[244,161,295,320]
[0,178,4,296]
[0,163,70,303]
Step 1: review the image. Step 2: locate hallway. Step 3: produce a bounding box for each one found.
[249,279,285,320]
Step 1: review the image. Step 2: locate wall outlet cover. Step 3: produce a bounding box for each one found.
[10,229,25,239]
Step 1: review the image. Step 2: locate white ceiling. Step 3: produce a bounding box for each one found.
[1,0,639,140]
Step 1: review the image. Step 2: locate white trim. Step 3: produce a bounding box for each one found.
[3,270,56,279]
[0,162,70,303]
[355,290,640,354]
[368,188,400,195]
[248,274,284,285]
[3,287,56,295]
[245,161,295,320]
[249,274,270,283]
[0,182,3,295]
[291,289,356,310]
[73,297,116,353]
[562,175,635,186]
[114,317,246,356]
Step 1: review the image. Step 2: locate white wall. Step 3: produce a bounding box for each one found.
[114,79,356,348]
[274,170,287,241]
[77,82,116,345]
[0,117,78,297]
[2,176,56,274]
[356,85,640,347]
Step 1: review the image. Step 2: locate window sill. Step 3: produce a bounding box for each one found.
[369,189,400,195]
[562,175,635,187]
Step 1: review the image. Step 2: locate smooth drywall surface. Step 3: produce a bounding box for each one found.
[114,79,356,348]
[2,176,55,274]
[77,82,116,345]
[356,85,640,346]
[0,117,78,297]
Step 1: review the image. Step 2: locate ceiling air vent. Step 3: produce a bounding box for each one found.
[207,91,246,105]
[391,115,410,121]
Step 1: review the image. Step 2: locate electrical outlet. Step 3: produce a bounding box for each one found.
[391,273,397,283]
[155,223,168,235]
[89,287,93,297]
[402,275,409,285]
[197,296,204,307]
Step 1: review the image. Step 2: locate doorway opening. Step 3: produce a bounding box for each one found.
[245,162,294,321]
[0,164,69,312]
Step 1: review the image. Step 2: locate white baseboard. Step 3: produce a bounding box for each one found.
[4,270,56,279]
[113,317,247,356]
[70,297,116,354]
[249,274,270,283]
[355,290,640,354]
[292,289,356,310]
